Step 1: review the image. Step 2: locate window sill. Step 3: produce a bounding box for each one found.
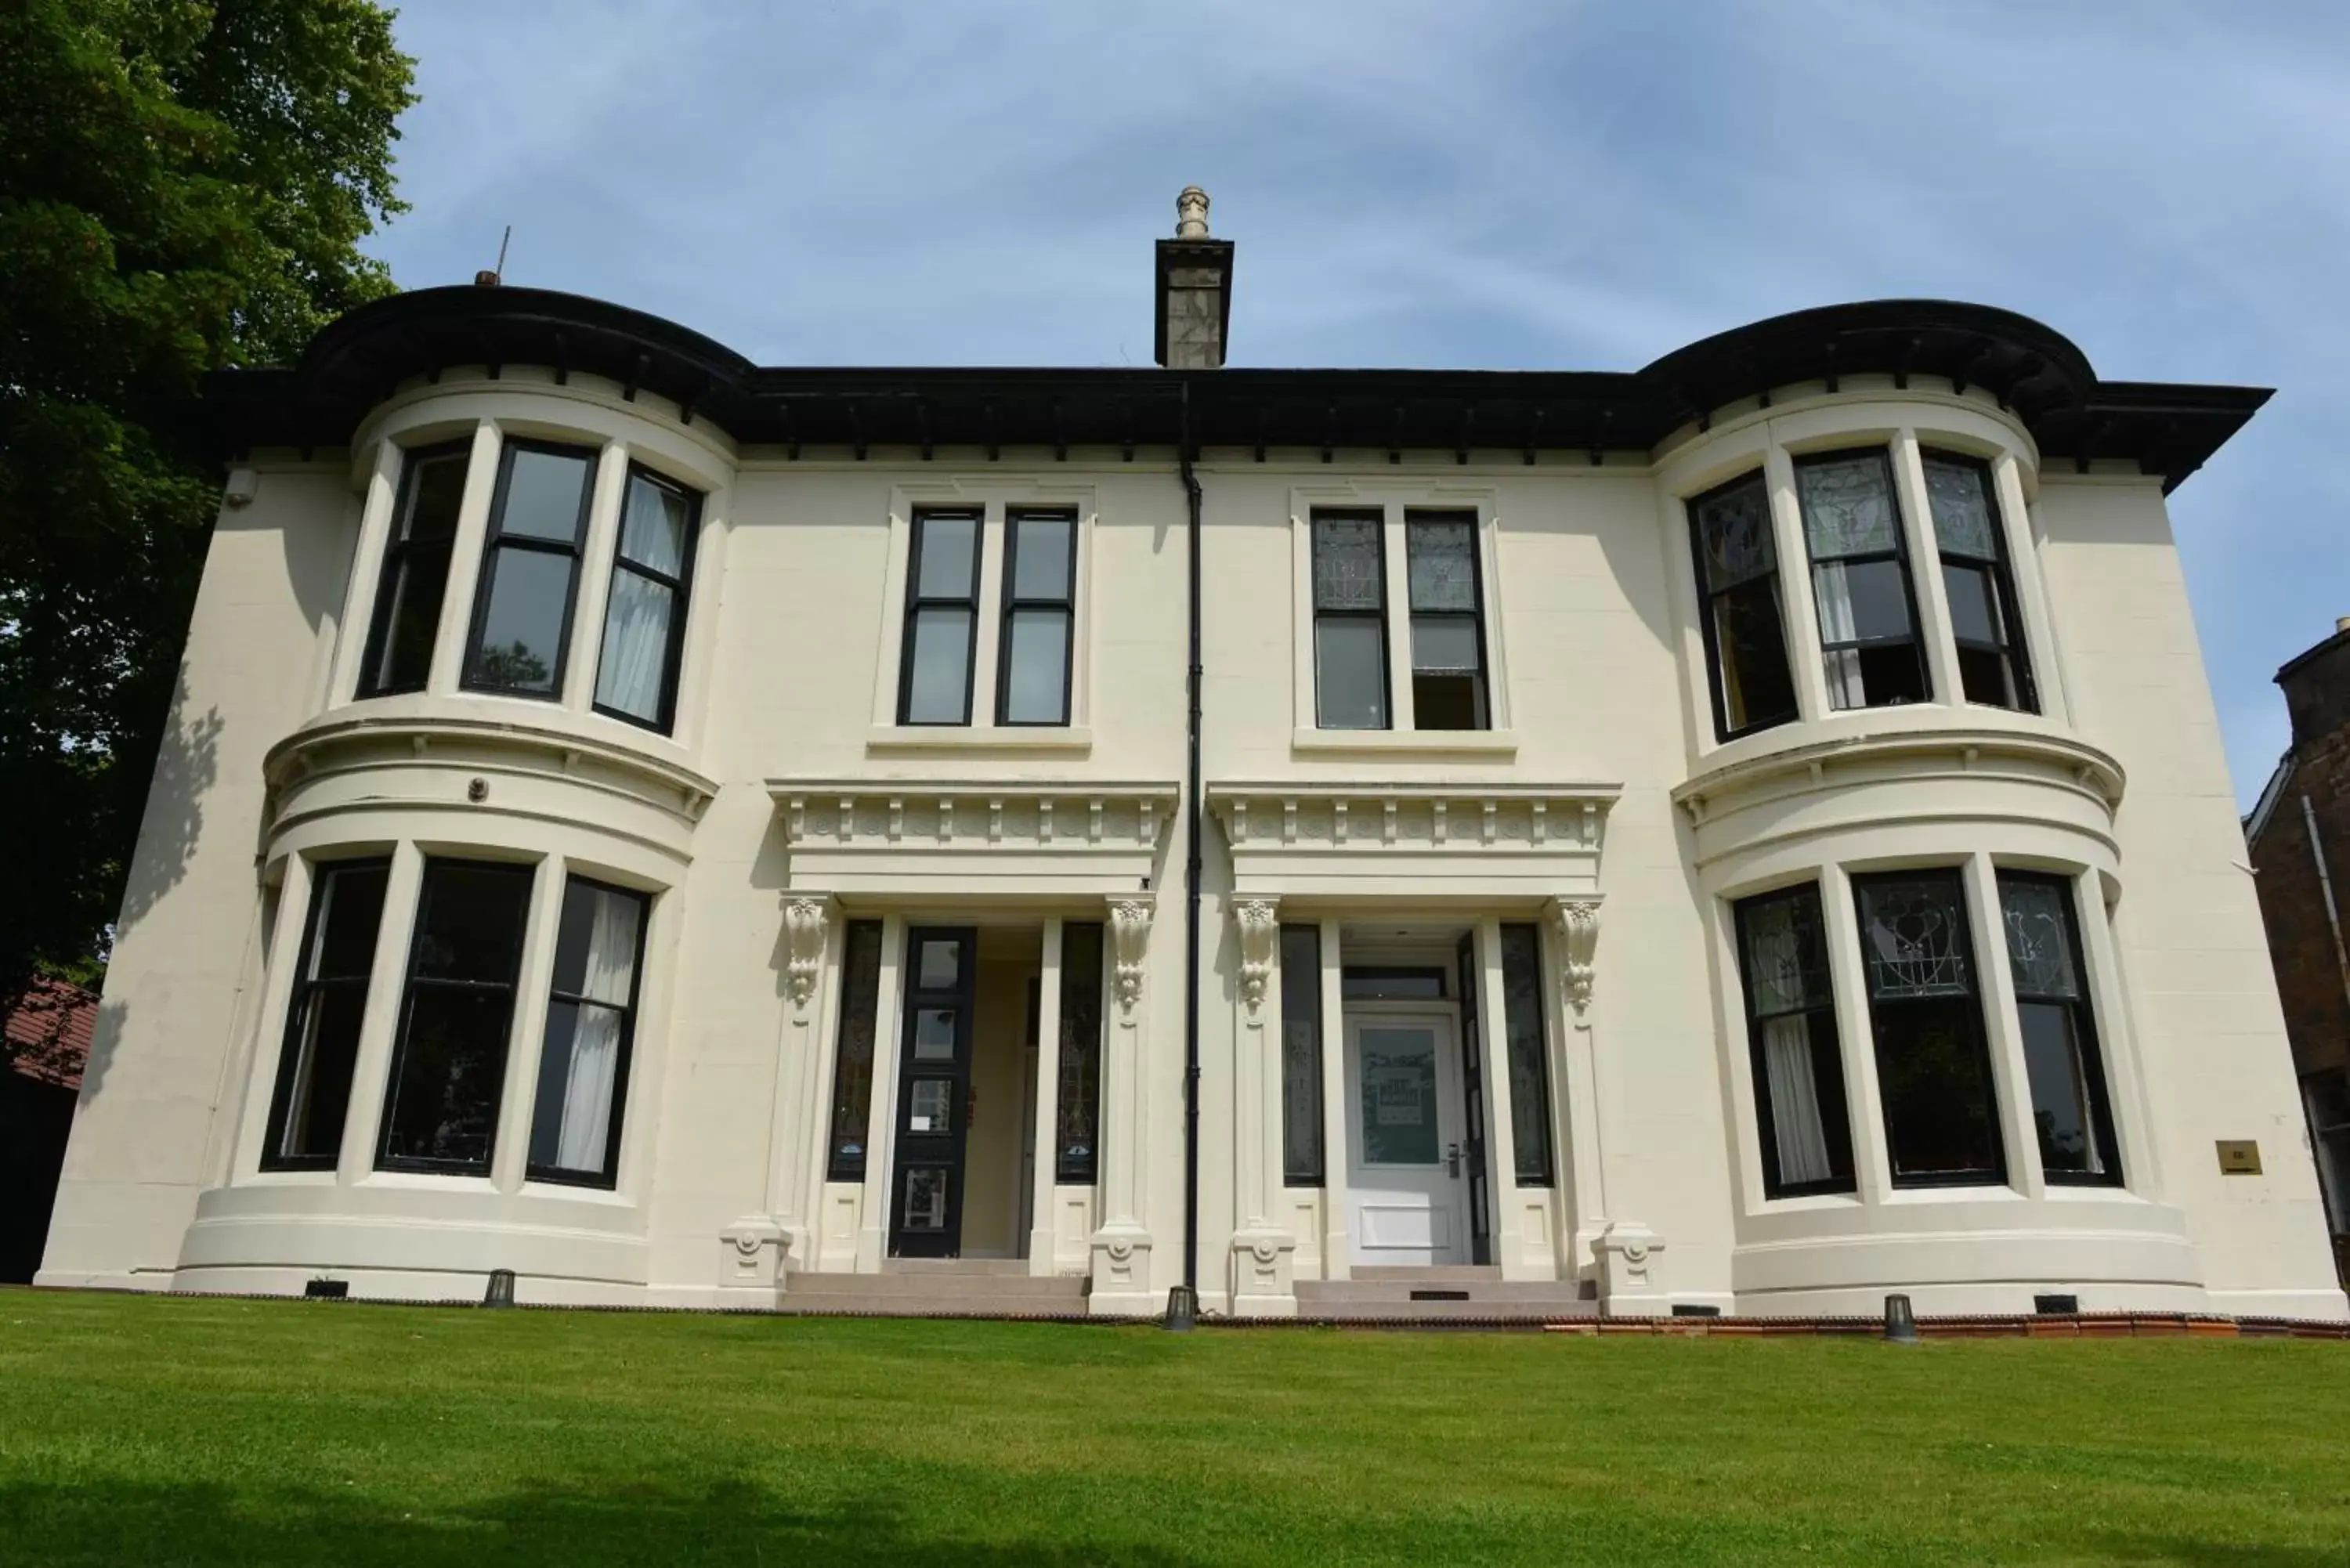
[1290,727,1518,758]
[866,724,1094,756]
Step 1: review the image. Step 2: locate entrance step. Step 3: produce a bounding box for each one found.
[879,1257,1034,1277]
[1350,1265,1502,1284]
[1295,1276,1596,1321]
[781,1269,1088,1317]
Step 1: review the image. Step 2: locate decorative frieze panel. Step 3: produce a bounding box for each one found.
[1206,781,1618,901]
[769,779,1177,898]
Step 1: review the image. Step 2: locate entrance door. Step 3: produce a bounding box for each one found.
[1343,1011,1469,1266]
[890,927,978,1258]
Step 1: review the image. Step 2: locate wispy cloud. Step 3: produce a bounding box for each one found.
[369,0,2350,804]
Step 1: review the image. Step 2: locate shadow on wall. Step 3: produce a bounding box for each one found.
[73,672,220,1106]
[0,1476,1209,1568]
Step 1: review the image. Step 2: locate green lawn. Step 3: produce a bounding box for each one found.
[2,1292,2346,1566]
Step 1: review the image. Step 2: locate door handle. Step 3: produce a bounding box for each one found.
[1445,1142,1461,1178]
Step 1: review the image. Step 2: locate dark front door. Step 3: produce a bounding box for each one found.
[890,927,979,1258]
[1455,933,1494,1266]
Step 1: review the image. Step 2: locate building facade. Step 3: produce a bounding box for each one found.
[38,199,2348,1320]
[2245,625,2350,1283]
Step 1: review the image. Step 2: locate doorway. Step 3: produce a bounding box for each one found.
[1343,1006,1470,1266]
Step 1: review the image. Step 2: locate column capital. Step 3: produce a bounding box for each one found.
[1232,896,1282,1015]
[1107,894,1156,1013]
[1546,894,1603,1014]
[782,894,837,1011]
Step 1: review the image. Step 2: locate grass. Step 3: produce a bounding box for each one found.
[1,1292,2346,1566]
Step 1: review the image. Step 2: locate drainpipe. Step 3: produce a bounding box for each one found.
[2298,794,2350,1017]
[1166,380,1204,1332]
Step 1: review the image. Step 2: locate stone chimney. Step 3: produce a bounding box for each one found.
[2277,620,2350,750]
[1155,186,1234,370]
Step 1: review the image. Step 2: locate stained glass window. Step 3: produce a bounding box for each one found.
[1796,450,1929,710]
[1998,873,2120,1183]
[1852,870,2004,1186]
[1734,883,1855,1196]
[1688,472,1797,737]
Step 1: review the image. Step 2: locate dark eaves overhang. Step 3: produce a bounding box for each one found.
[199,286,2272,493]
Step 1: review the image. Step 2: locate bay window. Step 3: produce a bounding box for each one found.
[464,441,596,698]
[1998,874,2120,1184]
[1853,870,2003,1187]
[594,464,699,732]
[262,859,389,1170]
[1688,471,1798,739]
[1734,883,1856,1197]
[1797,450,1929,710]
[360,442,468,697]
[376,859,535,1173]
[1923,453,2036,712]
[526,877,649,1187]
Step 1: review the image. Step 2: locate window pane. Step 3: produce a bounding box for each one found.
[468,547,574,694]
[908,1078,953,1134]
[497,446,592,542]
[618,471,689,576]
[410,864,533,983]
[902,1168,949,1230]
[1694,476,1776,591]
[915,512,978,598]
[1279,926,1323,1186]
[1011,513,1074,600]
[1712,580,1796,732]
[903,605,974,724]
[1735,885,1856,1195]
[1313,515,1383,610]
[1942,562,2003,648]
[913,1007,957,1060]
[1412,671,1484,732]
[401,451,468,544]
[594,569,675,724]
[917,938,960,989]
[551,881,642,1004]
[371,541,451,693]
[1411,617,1480,674]
[1813,558,1913,644]
[1406,515,1478,611]
[2018,1002,2106,1177]
[1315,619,1386,728]
[1056,922,1104,1183]
[1857,876,1972,999]
[379,985,513,1169]
[1002,607,1071,724]
[1874,995,2003,1180]
[1500,924,1554,1184]
[1358,1030,1441,1165]
[273,984,369,1163]
[529,999,625,1178]
[313,864,390,981]
[1741,888,1829,1017]
[1999,880,2081,1001]
[1798,453,1899,559]
[826,920,884,1180]
[1923,458,2000,560]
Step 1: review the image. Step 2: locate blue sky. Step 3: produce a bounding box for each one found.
[366,1,2350,806]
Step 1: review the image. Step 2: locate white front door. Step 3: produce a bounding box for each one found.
[1343,1012,1468,1266]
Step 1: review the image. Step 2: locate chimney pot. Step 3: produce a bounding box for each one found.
[474,269,501,287]
[1175,186,1211,240]
[2336,616,2350,634]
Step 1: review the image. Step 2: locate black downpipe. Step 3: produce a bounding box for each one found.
[1166,381,1204,1331]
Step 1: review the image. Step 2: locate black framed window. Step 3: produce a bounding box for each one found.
[998,508,1077,726]
[359,442,469,696]
[1280,925,1324,1186]
[823,920,885,1182]
[261,859,390,1170]
[1923,453,2037,712]
[1998,874,2120,1185]
[1499,923,1555,1185]
[1054,922,1105,1183]
[1797,450,1930,710]
[526,877,649,1187]
[463,439,596,698]
[1853,869,2004,1187]
[376,859,535,1174]
[1311,511,1388,729]
[1734,883,1856,1198]
[593,464,700,732]
[1405,511,1488,730]
[1688,471,1799,739]
[898,509,983,724]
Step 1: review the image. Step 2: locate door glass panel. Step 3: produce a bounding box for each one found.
[913,1007,957,1060]
[917,939,960,990]
[909,1078,953,1133]
[1359,1028,1440,1165]
[902,1168,948,1230]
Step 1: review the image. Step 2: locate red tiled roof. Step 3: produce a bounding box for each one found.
[5,977,96,1092]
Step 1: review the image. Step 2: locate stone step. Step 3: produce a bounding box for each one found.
[785,1270,1086,1302]
[1350,1265,1503,1284]
[880,1257,1036,1277]
[779,1295,1089,1318]
[1292,1297,1600,1322]
[1297,1278,1594,1306]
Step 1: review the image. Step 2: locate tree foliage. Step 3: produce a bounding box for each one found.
[0,0,415,1007]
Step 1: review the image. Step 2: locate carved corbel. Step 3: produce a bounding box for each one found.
[1234,898,1281,1016]
[1108,895,1156,1014]
[783,894,835,1011]
[1550,896,1602,1014]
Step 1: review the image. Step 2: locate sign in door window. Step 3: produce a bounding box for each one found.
[1361,1030,1440,1165]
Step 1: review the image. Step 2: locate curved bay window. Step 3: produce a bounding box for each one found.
[526,877,649,1187]
[376,859,535,1173]
[1923,453,2037,712]
[360,442,468,697]
[261,860,389,1170]
[1687,472,1797,739]
[1998,874,2120,1184]
[593,464,700,732]
[464,440,596,699]
[1798,450,1929,711]
[1734,883,1856,1197]
[1853,870,2003,1187]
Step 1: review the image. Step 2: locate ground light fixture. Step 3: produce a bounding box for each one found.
[1883,1293,1919,1344]
[1165,1284,1198,1332]
[483,1268,517,1309]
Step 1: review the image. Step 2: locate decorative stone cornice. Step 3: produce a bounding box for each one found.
[1549,896,1602,1014]
[782,895,833,1011]
[1672,726,2124,825]
[768,778,1177,897]
[1206,780,1618,900]
[1233,897,1282,1016]
[1108,895,1155,1015]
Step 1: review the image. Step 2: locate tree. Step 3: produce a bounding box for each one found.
[0,0,415,1019]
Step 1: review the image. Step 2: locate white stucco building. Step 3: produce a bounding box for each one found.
[37,194,2348,1321]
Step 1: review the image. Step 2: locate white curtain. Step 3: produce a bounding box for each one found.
[596,571,672,723]
[1762,1014,1832,1186]
[1813,563,1865,708]
[554,887,642,1172]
